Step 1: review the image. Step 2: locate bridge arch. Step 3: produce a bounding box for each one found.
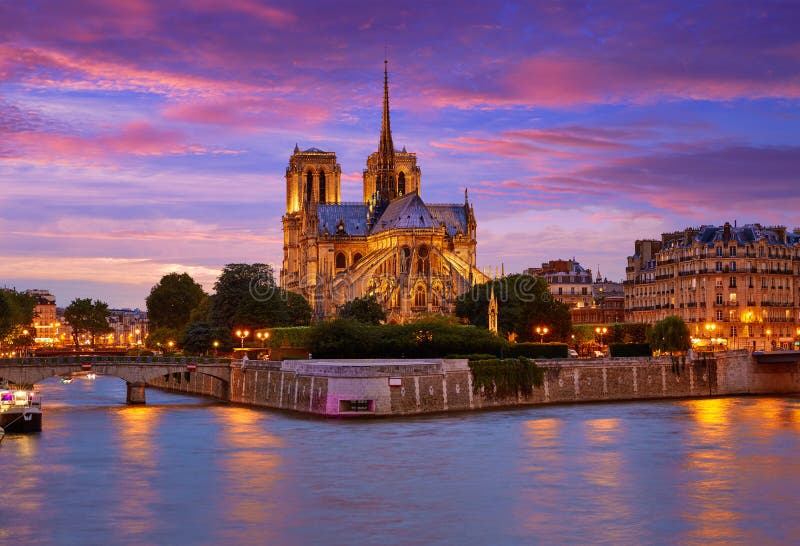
[0,357,232,404]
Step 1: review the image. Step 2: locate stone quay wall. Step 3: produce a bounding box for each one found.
[146,350,800,417]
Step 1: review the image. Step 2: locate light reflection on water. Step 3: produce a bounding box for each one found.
[2,376,800,545]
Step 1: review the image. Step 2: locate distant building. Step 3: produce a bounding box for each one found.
[571,273,625,325]
[25,289,60,345]
[624,222,800,351]
[107,309,148,347]
[524,259,594,309]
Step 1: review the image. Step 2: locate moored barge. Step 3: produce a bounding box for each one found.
[0,389,42,432]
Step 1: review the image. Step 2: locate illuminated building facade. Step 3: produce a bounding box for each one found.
[625,223,800,350]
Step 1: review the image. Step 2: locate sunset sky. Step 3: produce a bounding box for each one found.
[2,1,799,308]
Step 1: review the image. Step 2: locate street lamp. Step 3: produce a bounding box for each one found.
[167,340,175,353]
[213,340,220,357]
[535,326,549,343]
[595,326,608,348]
[256,331,270,348]
[766,328,772,351]
[235,329,250,348]
[704,322,717,350]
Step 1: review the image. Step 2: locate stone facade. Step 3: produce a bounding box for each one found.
[280,63,488,322]
[625,223,800,350]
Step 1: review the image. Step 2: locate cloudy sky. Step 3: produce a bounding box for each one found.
[1,1,799,308]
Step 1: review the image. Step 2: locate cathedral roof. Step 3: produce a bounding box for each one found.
[303,147,327,153]
[371,192,436,234]
[317,203,368,236]
[428,204,469,237]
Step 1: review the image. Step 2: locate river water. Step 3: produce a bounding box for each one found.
[2,376,800,545]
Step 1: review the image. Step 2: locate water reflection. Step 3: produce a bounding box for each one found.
[110,406,162,538]
[3,383,800,545]
[212,406,287,542]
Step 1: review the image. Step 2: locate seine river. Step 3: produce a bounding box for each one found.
[2,376,800,545]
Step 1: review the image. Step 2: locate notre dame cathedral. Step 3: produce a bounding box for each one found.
[280,61,488,322]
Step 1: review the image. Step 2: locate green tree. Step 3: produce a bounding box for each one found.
[647,315,691,355]
[63,298,112,348]
[145,326,179,351]
[146,273,207,331]
[456,275,572,341]
[210,263,311,332]
[181,322,214,355]
[339,294,386,324]
[0,289,35,346]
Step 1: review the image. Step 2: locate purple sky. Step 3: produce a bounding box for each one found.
[2,1,799,308]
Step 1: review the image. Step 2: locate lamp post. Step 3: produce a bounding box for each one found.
[256,331,270,348]
[595,326,608,349]
[167,340,175,353]
[213,340,220,357]
[235,329,250,349]
[535,326,549,343]
[704,322,717,351]
[765,328,772,351]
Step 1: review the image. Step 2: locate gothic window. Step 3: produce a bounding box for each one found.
[400,246,411,273]
[431,290,440,307]
[397,171,406,196]
[305,170,314,203]
[335,252,346,269]
[416,245,430,275]
[415,286,426,307]
[319,171,326,203]
[353,253,362,265]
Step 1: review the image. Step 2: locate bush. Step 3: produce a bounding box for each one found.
[469,357,544,398]
[609,343,652,357]
[266,327,312,349]
[505,343,568,359]
[308,317,505,359]
[445,354,498,361]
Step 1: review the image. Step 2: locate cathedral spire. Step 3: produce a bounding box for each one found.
[375,58,396,205]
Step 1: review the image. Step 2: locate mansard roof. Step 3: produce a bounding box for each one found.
[372,192,435,234]
[663,223,797,249]
[317,203,368,236]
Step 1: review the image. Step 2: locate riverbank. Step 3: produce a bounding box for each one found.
[146,350,800,417]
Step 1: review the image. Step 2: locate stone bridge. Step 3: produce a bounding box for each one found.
[0,356,234,404]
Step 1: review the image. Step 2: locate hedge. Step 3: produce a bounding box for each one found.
[609,343,652,357]
[504,343,568,359]
[265,327,312,349]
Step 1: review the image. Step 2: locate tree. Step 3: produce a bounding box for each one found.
[339,295,386,324]
[181,322,214,355]
[647,315,691,355]
[145,326,180,351]
[456,274,572,341]
[146,273,207,331]
[209,263,311,333]
[0,289,35,346]
[63,298,112,348]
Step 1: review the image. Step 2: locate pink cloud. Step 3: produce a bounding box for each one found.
[163,96,329,129]
[2,121,239,164]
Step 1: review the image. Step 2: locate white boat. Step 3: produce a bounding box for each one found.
[0,389,42,433]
